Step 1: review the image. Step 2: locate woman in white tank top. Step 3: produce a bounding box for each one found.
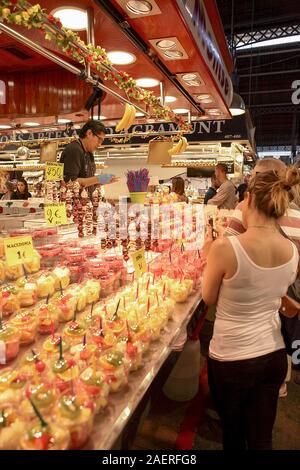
[202,167,300,450]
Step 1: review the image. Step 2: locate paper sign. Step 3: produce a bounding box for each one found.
[45,162,64,181]
[45,203,68,226]
[4,235,34,266]
[131,247,147,278]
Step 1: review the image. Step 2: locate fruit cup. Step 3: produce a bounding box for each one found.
[11,311,38,345]
[36,303,59,335]
[0,324,20,363]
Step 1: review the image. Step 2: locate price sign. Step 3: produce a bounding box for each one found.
[131,247,147,278]
[4,236,34,266]
[45,203,68,226]
[45,162,64,181]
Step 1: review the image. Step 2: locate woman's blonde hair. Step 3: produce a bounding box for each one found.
[248,166,300,218]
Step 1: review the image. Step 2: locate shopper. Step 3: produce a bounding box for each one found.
[170,176,188,202]
[60,120,118,189]
[202,167,300,450]
[1,180,15,200]
[204,174,220,204]
[207,163,236,209]
[237,174,250,202]
[11,178,31,200]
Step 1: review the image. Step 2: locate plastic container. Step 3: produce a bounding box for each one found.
[130,192,147,204]
[64,247,85,264]
[37,244,62,268]
[88,259,108,279]
[0,324,21,363]
[66,261,85,284]
[100,275,114,298]
[163,338,201,402]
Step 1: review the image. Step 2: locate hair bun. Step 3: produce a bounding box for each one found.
[284,166,300,189]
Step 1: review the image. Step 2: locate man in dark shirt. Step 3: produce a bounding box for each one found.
[60,120,117,189]
[204,174,219,204]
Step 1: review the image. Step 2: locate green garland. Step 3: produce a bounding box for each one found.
[0,0,192,131]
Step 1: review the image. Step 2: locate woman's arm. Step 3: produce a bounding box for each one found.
[202,238,230,306]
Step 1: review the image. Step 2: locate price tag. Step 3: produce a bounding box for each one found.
[45,162,64,181]
[45,203,68,226]
[4,236,34,267]
[131,247,147,278]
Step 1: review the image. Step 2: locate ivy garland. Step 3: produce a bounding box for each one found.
[0,0,193,131]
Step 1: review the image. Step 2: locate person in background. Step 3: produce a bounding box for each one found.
[11,178,31,200]
[202,167,299,450]
[60,120,118,190]
[207,163,236,209]
[1,180,15,200]
[237,174,250,202]
[204,173,220,204]
[170,176,188,202]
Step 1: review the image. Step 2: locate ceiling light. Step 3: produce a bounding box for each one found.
[100,115,107,120]
[229,92,246,116]
[165,96,177,103]
[57,118,71,124]
[186,80,200,86]
[207,109,221,115]
[107,51,136,65]
[173,108,189,114]
[201,98,213,104]
[156,39,176,50]
[24,122,39,126]
[136,78,159,88]
[52,8,87,31]
[196,94,214,103]
[182,73,197,81]
[164,50,183,59]
[126,0,152,15]
[136,112,145,117]
[0,124,11,129]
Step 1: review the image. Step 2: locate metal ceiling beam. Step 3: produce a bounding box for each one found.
[237,47,300,58]
[251,106,300,115]
[240,89,291,95]
[234,24,300,49]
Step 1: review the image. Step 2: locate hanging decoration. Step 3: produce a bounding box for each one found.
[0,0,192,131]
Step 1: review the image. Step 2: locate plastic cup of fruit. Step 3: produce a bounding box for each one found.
[55,394,93,450]
[125,340,143,371]
[36,303,59,335]
[170,285,189,303]
[0,406,26,450]
[37,244,62,268]
[78,368,110,413]
[23,250,41,274]
[43,335,70,356]
[68,286,87,312]
[4,262,23,281]
[52,357,80,393]
[36,274,56,298]
[98,350,128,393]
[182,279,193,295]
[0,325,20,363]
[90,330,117,351]
[162,298,175,319]
[63,321,87,345]
[11,311,38,345]
[52,267,70,290]
[2,285,20,317]
[105,317,127,338]
[88,259,108,279]
[54,293,77,323]
[66,261,85,284]
[20,421,70,450]
[70,343,98,364]
[100,276,115,298]
[0,369,29,408]
[83,279,101,304]
[64,247,85,264]
[145,315,162,341]
[80,243,99,258]
[16,280,38,307]
[21,381,57,419]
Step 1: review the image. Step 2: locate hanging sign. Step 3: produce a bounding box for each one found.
[45,203,68,226]
[131,247,147,278]
[45,162,64,181]
[4,236,34,266]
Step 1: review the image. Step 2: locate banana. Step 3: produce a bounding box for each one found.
[124,105,136,131]
[115,103,132,132]
[180,136,188,153]
[168,138,184,156]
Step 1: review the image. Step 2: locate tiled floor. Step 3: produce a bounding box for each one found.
[131,320,300,451]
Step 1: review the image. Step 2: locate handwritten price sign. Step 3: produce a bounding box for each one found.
[131,247,147,278]
[4,236,34,266]
[45,203,68,226]
[45,162,64,181]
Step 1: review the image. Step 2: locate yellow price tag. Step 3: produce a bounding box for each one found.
[45,162,64,181]
[4,236,34,267]
[45,203,68,226]
[131,247,147,278]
